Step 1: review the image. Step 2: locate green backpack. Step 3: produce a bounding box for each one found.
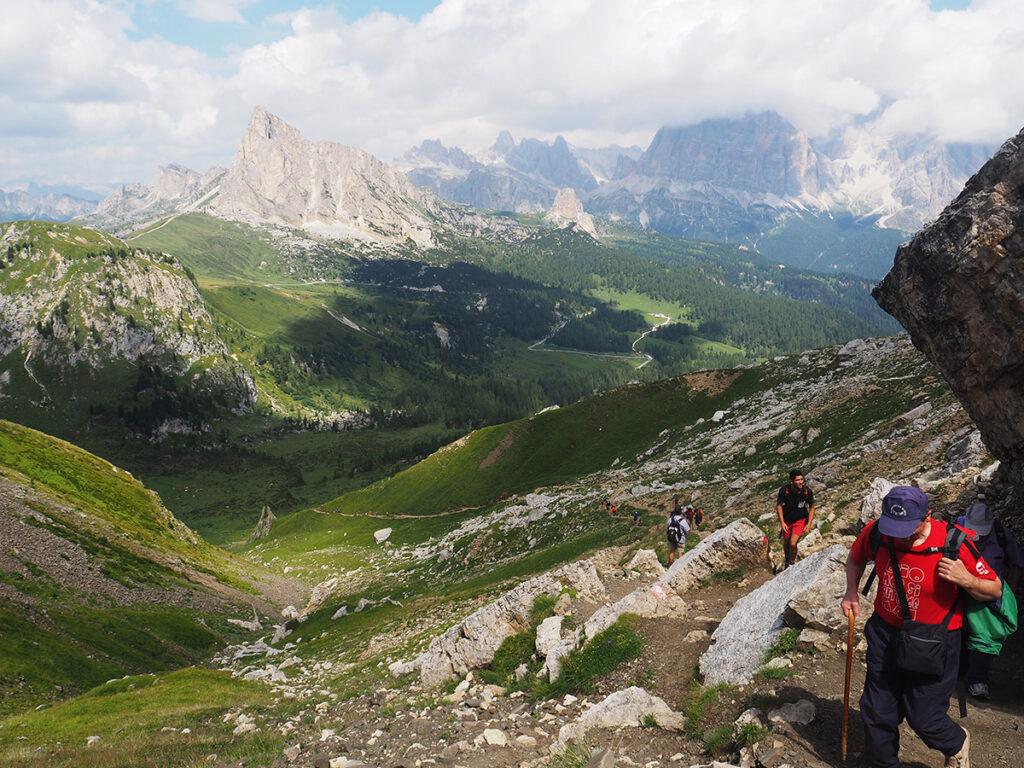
[964,579,1018,655]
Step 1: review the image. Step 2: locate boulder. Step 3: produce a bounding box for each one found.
[373,528,392,545]
[782,545,852,633]
[768,699,816,728]
[858,478,895,530]
[658,518,771,594]
[556,686,685,744]
[872,126,1024,506]
[419,560,604,686]
[535,615,563,659]
[625,549,665,578]
[700,545,845,685]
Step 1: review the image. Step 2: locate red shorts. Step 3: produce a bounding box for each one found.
[783,519,807,539]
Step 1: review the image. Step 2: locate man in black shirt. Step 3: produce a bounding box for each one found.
[776,469,815,568]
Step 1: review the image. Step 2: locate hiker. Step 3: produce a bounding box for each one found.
[632,508,640,527]
[666,507,690,564]
[956,493,1024,700]
[776,469,815,567]
[694,507,704,528]
[841,486,1001,768]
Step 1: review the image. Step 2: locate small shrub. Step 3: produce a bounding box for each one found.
[682,670,731,741]
[641,713,658,728]
[736,722,769,748]
[549,741,597,768]
[762,628,799,663]
[546,613,644,697]
[754,666,799,681]
[530,593,557,625]
[703,725,735,756]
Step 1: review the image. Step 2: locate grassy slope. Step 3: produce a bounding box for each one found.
[0,420,271,714]
[329,373,735,516]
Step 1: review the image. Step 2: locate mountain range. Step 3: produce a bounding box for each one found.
[64,108,994,280]
[399,111,991,247]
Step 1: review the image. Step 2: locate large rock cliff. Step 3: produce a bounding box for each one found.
[873,125,1024,497]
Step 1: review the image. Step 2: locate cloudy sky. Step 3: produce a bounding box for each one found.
[2,0,1020,194]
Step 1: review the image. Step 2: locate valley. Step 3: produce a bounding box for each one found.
[2,103,1020,768]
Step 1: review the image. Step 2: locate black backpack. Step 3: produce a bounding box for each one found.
[667,516,684,545]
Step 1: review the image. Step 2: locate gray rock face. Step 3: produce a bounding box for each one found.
[248,506,276,543]
[418,560,604,686]
[873,126,1024,499]
[699,545,846,686]
[556,686,685,744]
[658,518,771,594]
[212,107,441,246]
[859,478,895,530]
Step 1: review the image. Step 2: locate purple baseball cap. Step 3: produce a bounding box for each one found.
[878,486,930,538]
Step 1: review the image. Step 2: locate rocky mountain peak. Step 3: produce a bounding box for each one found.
[636,111,821,196]
[210,107,441,245]
[492,130,516,154]
[544,187,596,236]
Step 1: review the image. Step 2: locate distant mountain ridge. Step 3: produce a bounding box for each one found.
[70,107,995,279]
[0,188,98,222]
[79,107,536,246]
[400,112,993,245]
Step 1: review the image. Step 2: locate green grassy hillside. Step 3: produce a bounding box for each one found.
[0,420,281,716]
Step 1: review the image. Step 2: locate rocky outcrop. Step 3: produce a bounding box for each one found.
[872,126,1024,503]
[211,107,443,246]
[248,506,276,543]
[556,686,685,744]
[543,188,597,236]
[0,222,255,419]
[700,545,846,686]
[418,560,605,686]
[657,518,772,594]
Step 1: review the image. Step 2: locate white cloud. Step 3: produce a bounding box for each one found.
[175,0,257,23]
[3,0,1024,187]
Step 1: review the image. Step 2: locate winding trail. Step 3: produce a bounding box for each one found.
[528,313,672,367]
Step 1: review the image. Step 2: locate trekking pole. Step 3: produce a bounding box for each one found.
[842,609,855,761]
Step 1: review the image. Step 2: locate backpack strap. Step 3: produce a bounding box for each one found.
[887,538,957,628]
[862,523,883,595]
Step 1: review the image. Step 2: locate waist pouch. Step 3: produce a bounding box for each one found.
[897,619,949,676]
[886,537,956,677]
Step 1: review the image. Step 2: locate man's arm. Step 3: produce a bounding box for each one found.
[841,554,866,618]
[937,558,1003,601]
[776,502,788,533]
[806,503,815,528]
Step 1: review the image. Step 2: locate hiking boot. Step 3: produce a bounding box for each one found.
[945,727,970,768]
[967,681,990,700]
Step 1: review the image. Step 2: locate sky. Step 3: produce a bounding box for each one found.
[2,0,1020,194]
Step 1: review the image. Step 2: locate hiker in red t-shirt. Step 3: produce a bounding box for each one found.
[841,486,1001,768]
